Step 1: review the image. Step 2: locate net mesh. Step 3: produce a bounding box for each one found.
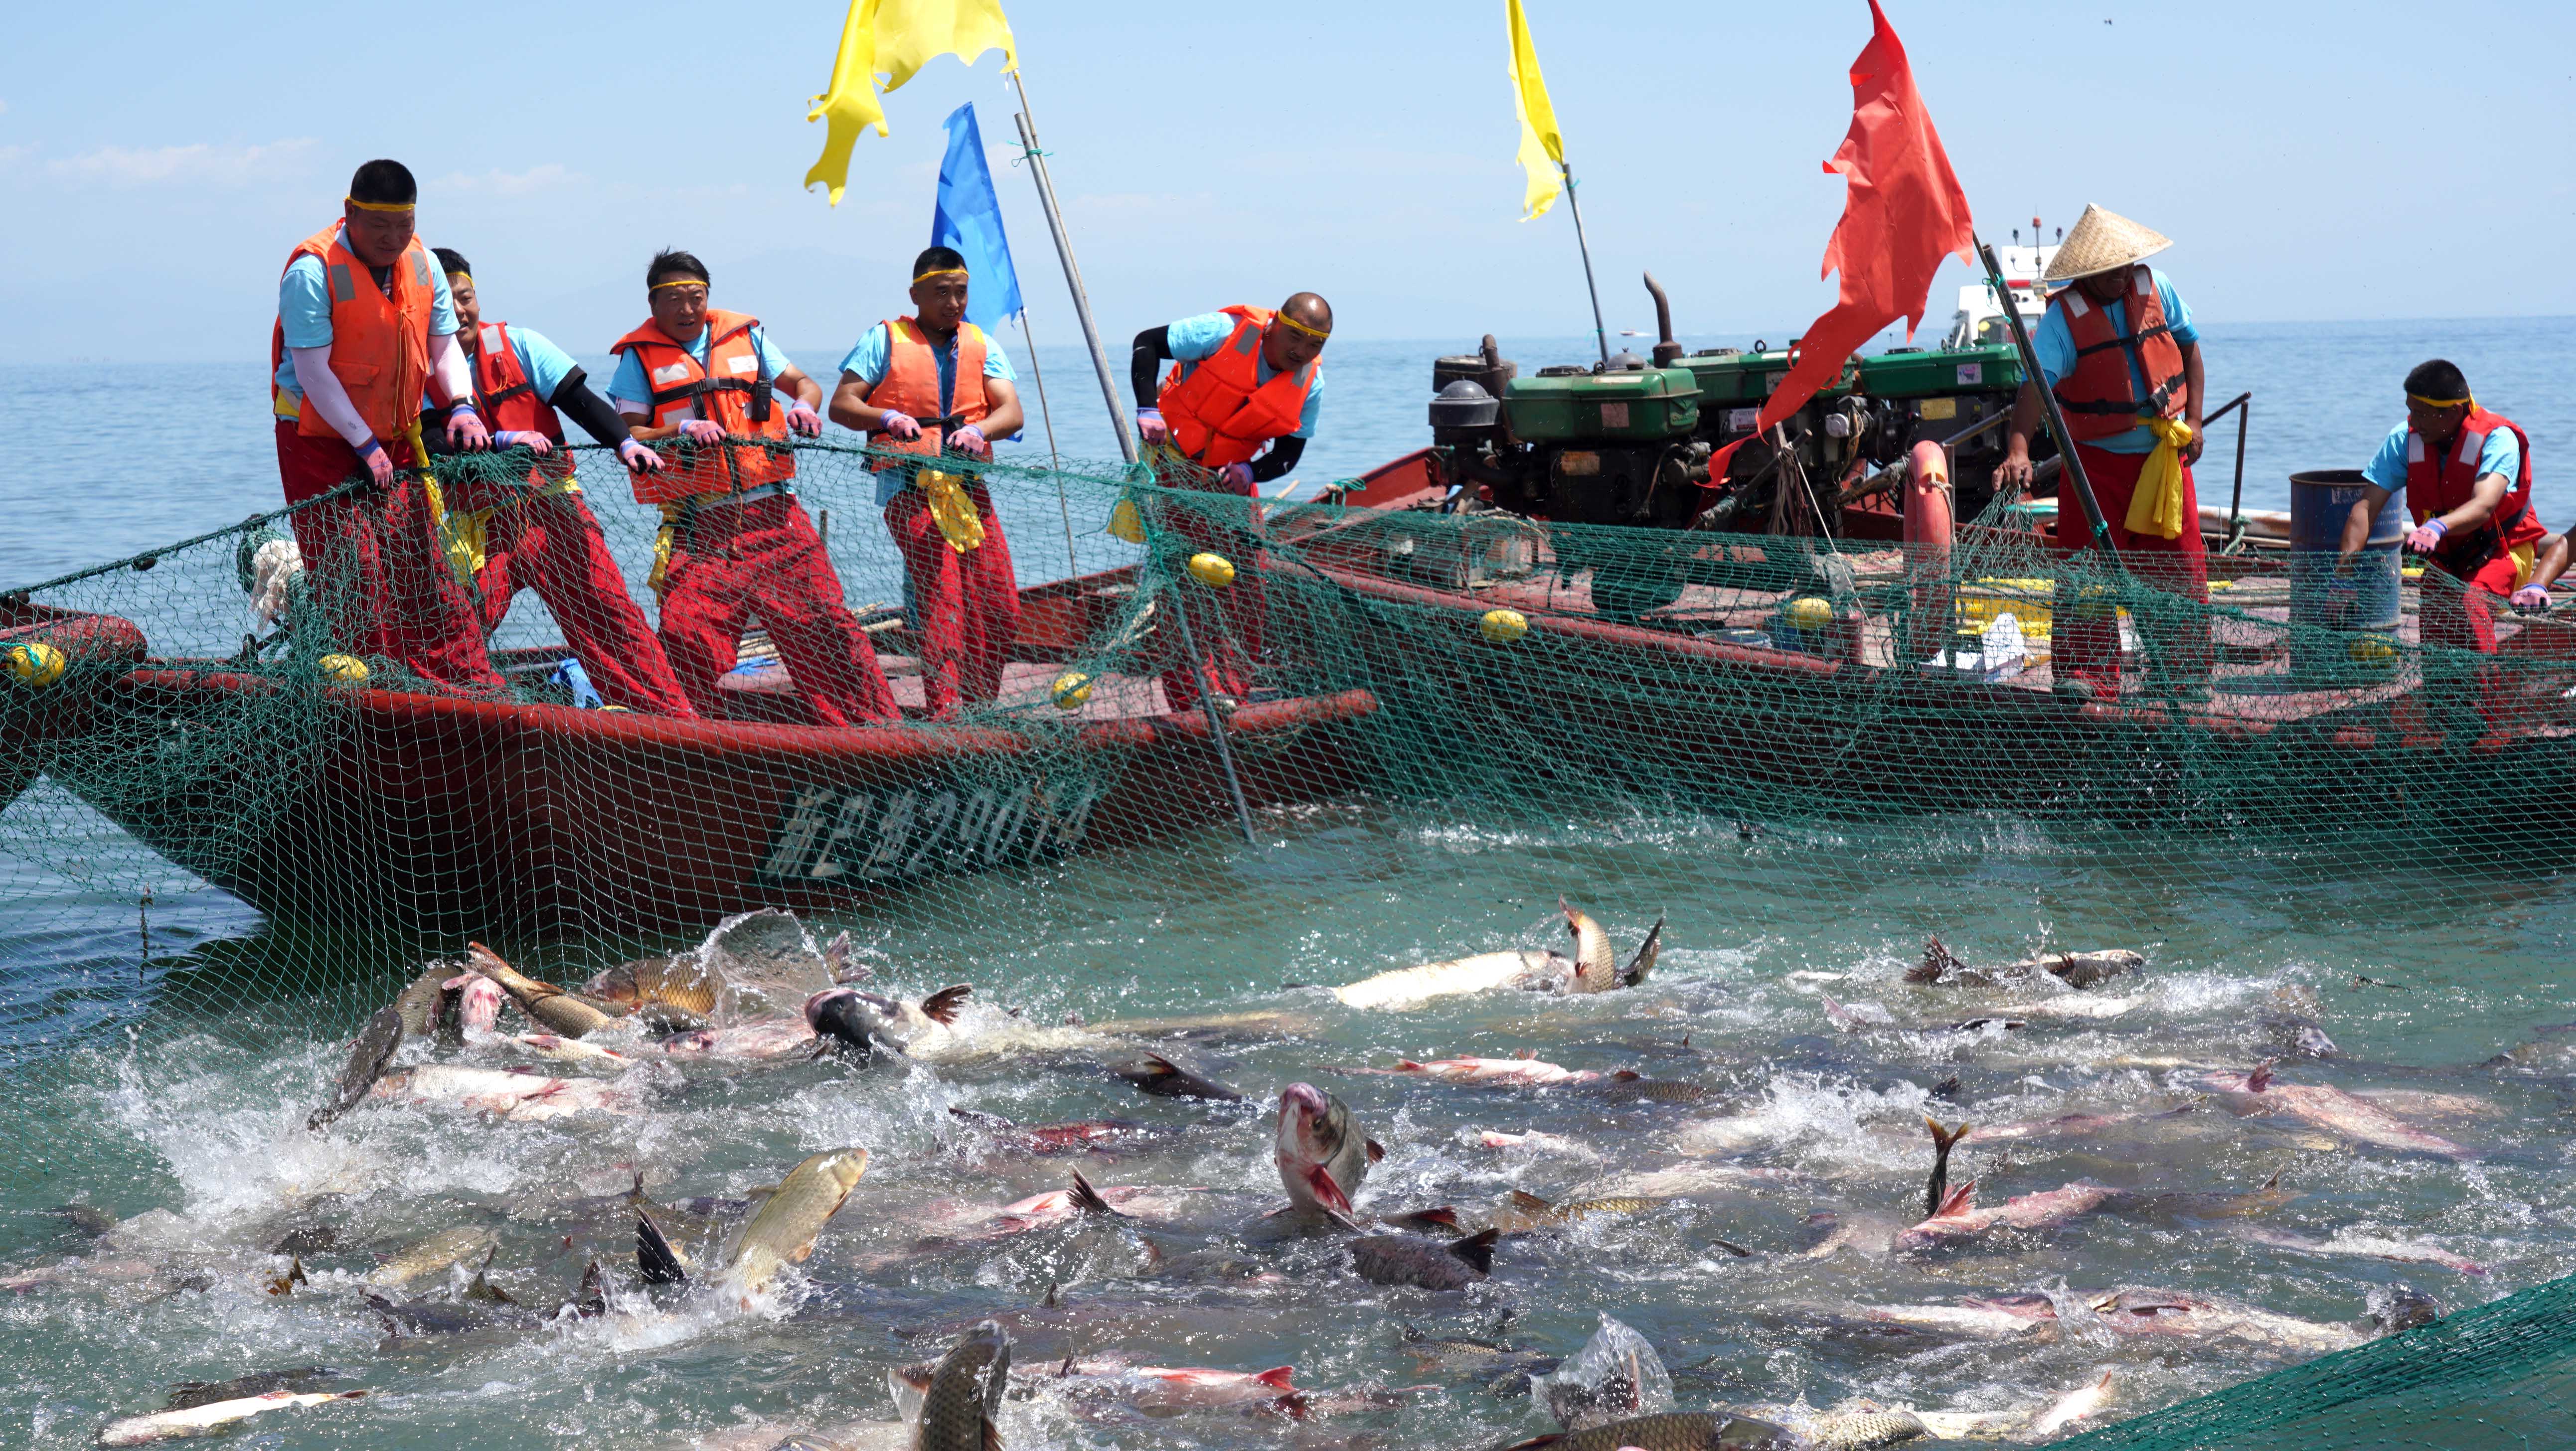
[5,435,2574,1446]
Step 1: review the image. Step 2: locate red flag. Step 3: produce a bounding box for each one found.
[1711,0,1974,477]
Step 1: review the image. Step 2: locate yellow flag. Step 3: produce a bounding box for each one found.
[1506,0,1566,221]
[804,0,1020,207]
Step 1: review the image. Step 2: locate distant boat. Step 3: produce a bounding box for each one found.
[1946,236,2060,349]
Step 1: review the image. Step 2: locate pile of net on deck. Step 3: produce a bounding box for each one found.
[6,436,2576,1447]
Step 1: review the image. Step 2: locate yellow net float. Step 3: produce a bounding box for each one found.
[2349,634,2400,669]
[4,641,67,689]
[1187,553,1237,588]
[1051,672,1095,711]
[1785,596,1835,631]
[1108,498,1145,544]
[318,654,370,683]
[1479,608,1529,644]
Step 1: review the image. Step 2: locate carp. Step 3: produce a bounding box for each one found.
[1476,1129,1602,1161]
[1018,1354,1303,1414]
[948,1108,1173,1157]
[452,973,507,1038]
[368,1064,634,1120]
[390,964,453,1040]
[2237,1223,2489,1277]
[1111,1050,1243,1101]
[366,1226,498,1288]
[1490,1412,1794,1451]
[1909,937,2144,989]
[584,950,720,1019]
[307,1006,405,1131]
[161,1369,344,1412]
[2198,1062,2472,1157]
[466,943,623,1038]
[726,1148,869,1301]
[501,1031,634,1067]
[656,1019,817,1061]
[1491,1190,1664,1233]
[1895,1180,2122,1251]
[1275,1082,1381,1222]
[96,1390,369,1447]
[2085,1286,2367,1352]
[1371,1056,1607,1087]
[1350,1227,1499,1290]
[2024,1371,2114,1438]
[804,984,970,1058]
[1330,901,1662,1010]
[915,1320,1010,1451]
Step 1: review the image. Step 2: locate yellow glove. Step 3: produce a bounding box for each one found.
[2123,417,2194,541]
[918,469,986,554]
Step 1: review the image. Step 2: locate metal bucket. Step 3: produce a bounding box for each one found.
[2288,468,2403,681]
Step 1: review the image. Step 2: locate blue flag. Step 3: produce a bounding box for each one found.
[932,102,1022,330]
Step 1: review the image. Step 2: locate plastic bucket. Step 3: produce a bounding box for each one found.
[2288,468,2403,680]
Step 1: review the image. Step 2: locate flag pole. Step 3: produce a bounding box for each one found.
[1973,238,2115,566]
[1008,74,1136,465]
[1560,160,1610,366]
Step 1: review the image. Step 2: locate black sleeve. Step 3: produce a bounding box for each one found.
[1131,325,1173,410]
[549,367,634,448]
[1249,435,1306,485]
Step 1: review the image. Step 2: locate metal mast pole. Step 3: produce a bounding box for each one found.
[1560,161,1610,366]
[1010,73,1134,464]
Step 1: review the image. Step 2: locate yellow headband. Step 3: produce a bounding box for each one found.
[449,274,472,286]
[651,277,709,291]
[344,195,415,214]
[2408,392,2473,409]
[1273,310,1330,341]
[913,268,968,283]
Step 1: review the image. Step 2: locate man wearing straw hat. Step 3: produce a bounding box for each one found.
[1997,205,2209,699]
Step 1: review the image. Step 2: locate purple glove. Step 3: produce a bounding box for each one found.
[2406,518,2448,554]
[2514,582,2552,612]
[357,437,395,488]
[445,405,490,452]
[949,424,989,459]
[1135,407,1168,445]
[495,430,554,456]
[785,401,823,437]
[678,419,726,444]
[1219,461,1256,495]
[618,437,665,473]
[877,411,922,441]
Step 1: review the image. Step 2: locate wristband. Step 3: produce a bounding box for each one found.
[1138,407,1161,420]
[2424,518,2448,540]
[450,405,482,424]
[358,438,386,459]
[618,437,646,456]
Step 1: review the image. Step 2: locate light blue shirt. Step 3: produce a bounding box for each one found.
[2030,268,2198,454]
[1164,311,1325,440]
[272,228,460,409]
[419,323,581,417]
[2362,419,2521,498]
[838,322,1019,506]
[606,323,797,411]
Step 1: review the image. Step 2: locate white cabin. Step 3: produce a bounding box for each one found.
[1944,240,2059,350]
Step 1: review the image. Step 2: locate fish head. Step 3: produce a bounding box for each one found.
[451,974,505,1034]
[1559,898,1615,986]
[1275,1083,1357,1215]
[805,988,902,1051]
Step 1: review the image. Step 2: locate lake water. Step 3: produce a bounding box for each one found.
[4,318,2576,1450]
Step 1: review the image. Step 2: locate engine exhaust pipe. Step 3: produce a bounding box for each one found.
[1642,273,1683,368]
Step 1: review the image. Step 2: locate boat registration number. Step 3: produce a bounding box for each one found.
[757,778,1108,884]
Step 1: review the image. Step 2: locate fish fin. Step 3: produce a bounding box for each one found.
[951,1106,1010,1128]
[1365,1139,1386,1164]
[1393,1206,1459,1232]
[822,930,855,981]
[2248,1059,2278,1093]
[636,1211,687,1285]
[1304,1164,1354,1217]
[1513,1047,1537,1060]
[1393,1059,1424,1072]
[1040,1281,1060,1308]
[1255,1365,1297,1390]
[1492,1438,1568,1451]
[1934,1180,1977,1217]
[1909,935,1954,984]
[1611,1069,1642,1081]
[1068,1170,1119,1217]
[1449,1227,1502,1274]
[980,1419,1003,1451]
[2261,1168,2283,1190]
[920,984,973,1026]
[1924,1117,1972,1152]
[1509,1189,1553,1213]
[1620,914,1664,986]
[1713,1236,1753,1257]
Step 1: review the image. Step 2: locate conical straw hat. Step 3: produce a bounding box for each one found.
[2042,204,2172,282]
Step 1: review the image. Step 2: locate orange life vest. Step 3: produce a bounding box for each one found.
[2406,406,2542,570]
[465,320,574,486]
[609,308,797,506]
[270,223,438,442]
[2050,266,2188,442]
[863,317,988,471]
[1155,305,1317,469]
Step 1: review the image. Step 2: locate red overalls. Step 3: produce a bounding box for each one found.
[270,223,502,693]
[2044,268,2208,692]
[445,320,696,716]
[611,310,898,726]
[864,318,1023,718]
[1150,306,1317,713]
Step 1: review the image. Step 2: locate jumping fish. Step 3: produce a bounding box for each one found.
[2198,1062,2473,1157]
[96,1390,369,1447]
[390,964,453,1040]
[1909,938,2144,989]
[452,973,505,1038]
[1349,1227,1500,1290]
[1330,901,1661,1009]
[466,943,623,1038]
[1920,1117,1969,1220]
[1275,1082,1382,1223]
[1490,1412,1794,1451]
[2024,1371,2115,1438]
[915,1320,1010,1451]
[307,1006,405,1131]
[805,984,971,1058]
[584,949,721,1019]
[726,1148,869,1302]
[367,1064,634,1120]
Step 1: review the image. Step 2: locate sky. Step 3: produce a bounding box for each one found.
[2,0,2571,367]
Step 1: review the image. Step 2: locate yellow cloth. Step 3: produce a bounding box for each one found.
[2123,416,2195,541]
[804,0,1018,206]
[2510,541,2537,589]
[647,505,681,603]
[402,421,483,585]
[918,468,986,553]
[1505,0,1565,221]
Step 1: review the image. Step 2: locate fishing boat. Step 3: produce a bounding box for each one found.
[0,574,1373,937]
